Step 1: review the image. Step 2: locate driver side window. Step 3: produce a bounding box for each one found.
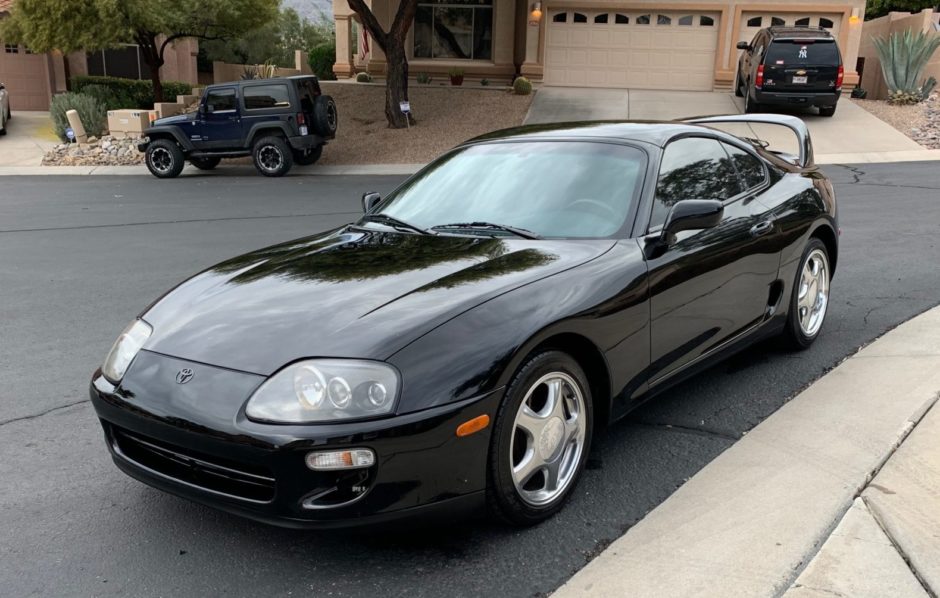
[650,137,742,230]
[206,88,236,113]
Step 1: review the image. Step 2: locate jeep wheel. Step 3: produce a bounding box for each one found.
[252,136,293,177]
[312,95,338,137]
[146,139,185,179]
[293,145,323,166]
[190,157,221,170]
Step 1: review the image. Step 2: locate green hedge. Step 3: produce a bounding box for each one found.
[71,76,193,110]
[50,93,107,141]
[308,41,336,81]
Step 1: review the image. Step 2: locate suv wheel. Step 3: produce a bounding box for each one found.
[293,145,323,166]
[819,105,836,117]
[312,95,338,137]
[744,88,761,113]
[734,72,744,98]
[190,157,221,170]
[252,136,293,177]
[146,139,185,178]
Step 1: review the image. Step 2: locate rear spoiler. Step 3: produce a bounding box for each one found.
[682,114,814,168]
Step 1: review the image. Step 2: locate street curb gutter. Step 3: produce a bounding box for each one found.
[553,305,940,598]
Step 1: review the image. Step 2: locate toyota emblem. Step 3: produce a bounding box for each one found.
[176,368,195,384]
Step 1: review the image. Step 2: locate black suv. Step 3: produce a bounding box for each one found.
[735,26,843,117]
[140,76,337,178]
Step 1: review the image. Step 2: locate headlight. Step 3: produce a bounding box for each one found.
[101,319,152,383]
[245,359,400,423]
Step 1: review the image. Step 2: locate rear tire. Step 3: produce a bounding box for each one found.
[819,105,837,117]
[145,139,185,179]
[293,144,323,166]
[734,72,744,97]
[487,350,593,526]
[190,157,221,170]
[783,238,831,350]
[252,136,293,177]
[312,95,338,137]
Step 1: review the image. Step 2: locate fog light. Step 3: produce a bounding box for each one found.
[306,448,375,471]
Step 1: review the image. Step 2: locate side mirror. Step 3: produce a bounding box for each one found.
[736,41,750,51]
[362,192,382,213]
[198,104,207,116]
[662,200,724,242]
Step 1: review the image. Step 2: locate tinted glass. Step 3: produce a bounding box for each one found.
[244,84,291,110]
[378,142,646,238]
[765,40,839,65]
[651,138,742,229]
[414,4,492,59]
[207,89,236,112]
[722,143,765,190]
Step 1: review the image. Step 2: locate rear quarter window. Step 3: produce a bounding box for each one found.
[765,40,840,65]
[243,84,292,110]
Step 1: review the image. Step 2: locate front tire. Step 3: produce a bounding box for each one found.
[783,238,831,349]
[145,139,185,179]
[252,136,293,177]
[190,157,221,170]
[487,350,593,526]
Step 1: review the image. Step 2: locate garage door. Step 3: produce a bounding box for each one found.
[737,13,843,47]
[0,44,51,110]
[545,11,720,90]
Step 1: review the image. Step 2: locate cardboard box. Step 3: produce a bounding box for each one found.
[106,110,150,136]
[152,103,183,120]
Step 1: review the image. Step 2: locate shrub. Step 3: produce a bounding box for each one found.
[71,76,192,109]
[50,93,107,141]
[308,41,337,80]
[242,60,278,80]
[480,78,490,86]
[873,30,940,104]
[513,76,533,95]
[447,67,465,77]
[356,72,373,83]
[416,73,432,85]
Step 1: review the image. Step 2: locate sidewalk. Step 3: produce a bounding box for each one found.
[554,305,940,598]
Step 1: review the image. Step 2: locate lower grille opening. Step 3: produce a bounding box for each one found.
[111,426,276,503]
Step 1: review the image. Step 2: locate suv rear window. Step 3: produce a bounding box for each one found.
[765,40,839,65]
[244,84,291,110]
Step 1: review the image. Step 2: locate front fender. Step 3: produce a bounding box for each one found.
[141,126,194,151]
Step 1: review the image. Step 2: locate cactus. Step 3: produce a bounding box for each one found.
[873,30,940,104]
[513,76,533,95]
[356,72,373,83]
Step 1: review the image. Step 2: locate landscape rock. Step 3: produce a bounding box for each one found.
[43,134,145,166]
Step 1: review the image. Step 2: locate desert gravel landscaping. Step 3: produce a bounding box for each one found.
[317,82,534,164]
[853,92,940,149]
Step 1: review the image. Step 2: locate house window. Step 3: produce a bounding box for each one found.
[678,15,693,26]
[414,0,493,60]
[700,15,714,26]
[4,44,18,54]
[573,12,587,23]
[771,17,786,26]
[747,16,762,27]
[86,44,150,80]
[553,12,567,22]
[594,13,609,24]
[795,17,811,26]
[657,14,671,25]
[819,18,834,28]
[637,14,651,25]
[615,14,628,24]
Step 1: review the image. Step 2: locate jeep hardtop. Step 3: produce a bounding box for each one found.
[140,75,337,178]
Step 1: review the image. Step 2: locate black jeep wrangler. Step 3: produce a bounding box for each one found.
[736,26,843,117]
[140,76,337,178]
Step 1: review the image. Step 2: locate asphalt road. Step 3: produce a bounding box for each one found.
[1,163,939,597]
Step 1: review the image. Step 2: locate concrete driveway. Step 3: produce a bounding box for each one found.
[525,88,930,164]
[0,111,58,166]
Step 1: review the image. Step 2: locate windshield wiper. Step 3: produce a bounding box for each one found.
[431,222,541,239]
[360,213,433,235]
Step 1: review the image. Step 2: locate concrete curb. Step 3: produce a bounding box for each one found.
[553,304,940,598]
[0,163,425,177]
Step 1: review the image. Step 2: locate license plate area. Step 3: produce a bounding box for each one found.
[792,75,808,84]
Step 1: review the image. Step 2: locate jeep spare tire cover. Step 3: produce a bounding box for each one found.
[312,95,337,137]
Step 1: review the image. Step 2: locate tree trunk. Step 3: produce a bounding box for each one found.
[136,32,166,104]
[384,42,412,128]
[149,69,165,104]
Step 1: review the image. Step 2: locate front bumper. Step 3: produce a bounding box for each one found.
[753,89,840,108]
[90,352,500,528]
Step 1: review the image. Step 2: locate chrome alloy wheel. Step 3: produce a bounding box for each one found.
[510,372,587,507]
[258,145,283,172]
[149,147,173,173]
[797,248,830,337]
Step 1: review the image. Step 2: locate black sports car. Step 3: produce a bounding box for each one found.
[91,114,837,528]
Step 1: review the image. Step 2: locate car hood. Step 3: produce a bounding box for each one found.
[152,113,196,127]
[142,227,615,376]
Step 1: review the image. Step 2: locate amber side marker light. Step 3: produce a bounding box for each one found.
[456,414,490,437]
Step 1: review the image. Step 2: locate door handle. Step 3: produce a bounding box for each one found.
[750,220,774,237]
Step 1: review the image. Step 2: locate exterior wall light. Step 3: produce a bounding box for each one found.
[849,8,860,25]
[531,2,543,22]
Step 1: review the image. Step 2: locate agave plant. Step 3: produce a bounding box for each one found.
[241,60,279,80]
[873,30,940,104]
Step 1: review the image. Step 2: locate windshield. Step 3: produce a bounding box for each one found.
[373,141,646,238]
[765,40,840,66]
